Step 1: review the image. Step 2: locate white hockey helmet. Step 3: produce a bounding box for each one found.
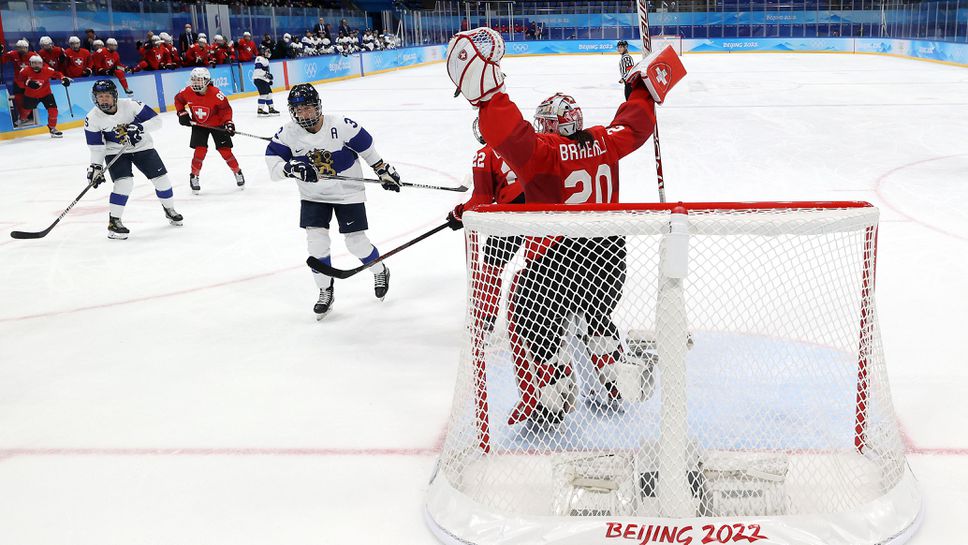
[68,36,81,48]
[243,31,251,38]
[15,39,29,51]
[197,36,208,45]
[39,36,53,48]
[214,34,224,44]
[283,33,292,41]
[198,32,207,40]
[159,32,172,43]
[189,66,211,93]
[29,54,43,69]
[93,39,104,49]
[150,35,162,45]
[106,37,118,49]
[534,92,583,137]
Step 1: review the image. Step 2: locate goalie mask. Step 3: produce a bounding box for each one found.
[534,93,583,137]
[189,67,211,93]
[472,118,485,145]
[92,79,119,113]
[288,84,323,131]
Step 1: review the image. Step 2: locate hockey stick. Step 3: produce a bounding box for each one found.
[636,0,667,203]
[190,121,271,141]
[64,84,74,118]
[10,143,132,239]
[320,173,468,193]
[306,221,450,279]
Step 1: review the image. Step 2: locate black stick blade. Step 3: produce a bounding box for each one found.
[306,257,357,279]
[10,229,49,239]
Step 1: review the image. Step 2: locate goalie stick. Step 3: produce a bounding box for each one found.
[321,173,468,193]
[10,142,132,239]
[636,0,667,203]
[307,221,450,279]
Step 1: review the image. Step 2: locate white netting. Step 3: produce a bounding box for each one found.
[428,204,920,545]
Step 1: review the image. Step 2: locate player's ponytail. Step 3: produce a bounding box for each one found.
[568,129,595,149]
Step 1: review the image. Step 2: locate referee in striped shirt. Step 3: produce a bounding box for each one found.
[617,40,635,99]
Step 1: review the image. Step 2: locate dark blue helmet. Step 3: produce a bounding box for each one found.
[617,40,629,48]
[288,83,322,130]
[91,79,119,113]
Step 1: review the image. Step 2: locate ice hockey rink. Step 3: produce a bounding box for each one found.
[1,52,966,544]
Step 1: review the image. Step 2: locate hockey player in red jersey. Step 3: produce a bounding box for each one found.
[235,32,257,62]
[447,118,525,332]
[92,38,132,95]
[3,39,36,126]
[211,35,234,65]
[37,36,66,72]
[63,36,93,78]
[134,36,171,71]
[174,67,245,193]
[19,55,72,137]
[184,37,212,67]
[159,33,181,67]
[446,27,686,426]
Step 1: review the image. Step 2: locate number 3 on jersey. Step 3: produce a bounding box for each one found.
[564,164,614,204]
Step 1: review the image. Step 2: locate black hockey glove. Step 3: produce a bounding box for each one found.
[446,211,463,231]
[82,68,92,77]
[26,80,42,90]
[223,121,236,136]
[283,159,318,183]
[87,163,106,188]
[178,112,192,127]
[372,160,401,192]
[61,77,72,87]
[117,122,144,145]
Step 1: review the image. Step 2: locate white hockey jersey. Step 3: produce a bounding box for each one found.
[84,99,161,164]
[265,115,383,204]
[253,56,271,82]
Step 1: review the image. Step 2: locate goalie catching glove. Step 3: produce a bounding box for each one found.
[446,27,506,106]
[372,160,401,192]
[623,44,687,104]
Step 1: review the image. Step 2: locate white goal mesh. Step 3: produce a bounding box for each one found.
[427,202,921,545]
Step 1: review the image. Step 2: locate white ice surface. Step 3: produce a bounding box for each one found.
[1,53,966,544]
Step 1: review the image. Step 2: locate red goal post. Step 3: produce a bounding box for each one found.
[427,201,921,545]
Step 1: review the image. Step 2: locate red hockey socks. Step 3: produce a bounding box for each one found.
[217,147,240,173]
[47,107,58,128]
[191,147,208,175]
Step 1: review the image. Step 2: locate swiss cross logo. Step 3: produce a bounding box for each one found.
[458,50,468,61]
[193,106,210,121]
[74,58,83,66]
[653,64,669,87]
[155,53,162,61]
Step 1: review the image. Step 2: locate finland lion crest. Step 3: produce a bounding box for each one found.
[307,149,336,176]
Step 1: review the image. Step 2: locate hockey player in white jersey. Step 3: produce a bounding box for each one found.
[253,47,279,117]
[265,83,401,320]
[85,79,183,239]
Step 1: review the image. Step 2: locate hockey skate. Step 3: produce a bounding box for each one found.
[374,266,390,300]
[48,127,63,138]
[163,206,184,226]
[257,108,269,117]
[314,283,334,321]
[189,174,201,195]
[124,88,134,96]
[267,106,281,116]
[234,170,246,189]
[108,216,129,240]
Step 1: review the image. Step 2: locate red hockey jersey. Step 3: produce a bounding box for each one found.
[462,144,524,213]
[184,43,212,66]
[477,86,655,205]
[3,50,36,86]
[235,38,257,62]
[38,46,66,72]
[174,84,233,127]
[92,48,124,73]
[63,47,92,77]
[19,65,65,99]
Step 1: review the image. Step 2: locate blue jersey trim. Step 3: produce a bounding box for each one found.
[346,128,373,154]
[85,129,104,145]
[133,104,157,124]
[155,187,174,199]
[266,140,293,161]
[109,192,129,206]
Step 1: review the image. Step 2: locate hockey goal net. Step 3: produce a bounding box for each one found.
[427,202,921,545]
